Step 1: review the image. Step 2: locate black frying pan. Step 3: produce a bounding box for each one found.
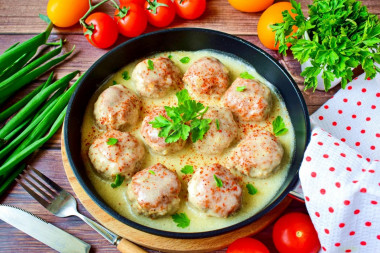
[64,28,310,239]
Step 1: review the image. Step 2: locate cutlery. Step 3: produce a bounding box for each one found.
[0,204,90,253]
[16,166,146,253]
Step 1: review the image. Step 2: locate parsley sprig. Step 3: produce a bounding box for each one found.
[272,116,288,136]
[149,89,212,143]
[271,0,380,91]
[172,213,190,228]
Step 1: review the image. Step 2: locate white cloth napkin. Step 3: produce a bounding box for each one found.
[298,73,380,252]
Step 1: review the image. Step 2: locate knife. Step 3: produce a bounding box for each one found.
[0,204,91,253]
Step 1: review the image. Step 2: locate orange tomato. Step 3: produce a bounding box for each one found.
[257,2,297,50]
[47,0,89,27]
[228,0,274,13]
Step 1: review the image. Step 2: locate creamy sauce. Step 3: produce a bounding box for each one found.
[81,50,295,233]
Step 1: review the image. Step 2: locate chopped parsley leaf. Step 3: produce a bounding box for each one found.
[147,59,154,70]
[246,183,258,195]
[180,165,194,174]
[236,86,246,92]
[214,174,223,188]
[111,174,125,188]
[272,116,288,136]
[172,213,190,228]
[240,71,254,79]
[107,138,118,145]
[122,71,130,80]
[180,57,190,64]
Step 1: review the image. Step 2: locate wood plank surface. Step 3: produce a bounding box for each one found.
[0,0,379,252]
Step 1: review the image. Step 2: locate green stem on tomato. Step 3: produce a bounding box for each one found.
[79,0,111,28]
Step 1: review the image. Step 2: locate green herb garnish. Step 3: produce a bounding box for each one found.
[122,71,130,80]
[149,89,211,143]
[215,119,220,130]
[180,57,190,64]
[246,183,258,195]
[272,116,288,136]
[236,86,246,92]
[147,59,154,70]
[171,213,190,228]
[180,165,194,174]
[148,170,155,175]
[240,72,254,79]
[111,174,125,188]
[112,80,117,85]
[168,55,173,59]
[107,138,118,145]
[271,0,380,91]
[214,174,223,188]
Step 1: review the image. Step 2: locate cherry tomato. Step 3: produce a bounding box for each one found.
[144,0,176,28]
[228,0,274,13]
[114,3,147,38]
[83,12,119,49]
[174,0,206,20]
[257,2,297,50]
[227,237,270,253]
[273,212,320,253]
[47,0,89,27]
[120,0,146,7]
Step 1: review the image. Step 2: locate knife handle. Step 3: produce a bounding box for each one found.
[117,238,147,253]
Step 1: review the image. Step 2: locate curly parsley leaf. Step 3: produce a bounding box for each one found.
[147,59,154,70]
[240,72,254,79]
[246,183,258,195]
[172,213,190,228]
[180,165,194,174]
[122,71,130,80]
[107,138,118,145]
[271,0,380,91]
[214,174,223,188]
[272,116,288,136]
[149,89,211,143]
[180,57,190,64]
[111,174,125,188]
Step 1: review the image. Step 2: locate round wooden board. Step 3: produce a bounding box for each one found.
[61,133,292,252]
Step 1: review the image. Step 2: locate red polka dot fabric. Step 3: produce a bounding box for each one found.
[299,74,380,252]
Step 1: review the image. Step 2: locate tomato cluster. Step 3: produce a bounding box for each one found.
[47,0,207,49]
[227,212,320,253]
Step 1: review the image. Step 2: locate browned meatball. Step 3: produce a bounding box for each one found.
[88,130,145,180]
[132,57,182,98]
[127,163,181,218]
[193,107,238,155]
[188,164,242,218]
[183,57,229,98]
[140,107,186,155]
[227,130,283,178]
[223,77,272,122]
[94,84,142,131]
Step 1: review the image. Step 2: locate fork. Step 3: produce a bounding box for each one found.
[16,166,146,253]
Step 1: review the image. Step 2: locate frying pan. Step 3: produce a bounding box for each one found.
[64,28,310,239]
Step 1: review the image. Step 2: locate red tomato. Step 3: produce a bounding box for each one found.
[144,0,176,27]
[114,3,147,37]
[174,0,206,20]
[273,212,320,253]
[227,237,270,253]
[120,0,146,7]
[83,12,119,49]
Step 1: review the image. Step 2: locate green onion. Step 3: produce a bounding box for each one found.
[0,22,53,72]
[0,71,78,139]
[3,42,20,53]
[0,164,25,196]
[0,72,54,122]
[0,107,67,176]
[0,50,37,83]
[0,43,74,104]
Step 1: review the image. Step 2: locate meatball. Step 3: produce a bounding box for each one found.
[140,107,186,155]
[193,107,238,155]
[94,84,141,131]
[188,164,242,218]
[223,77,272,122]
[88,130,145,180]
[227,130,284,178]
[132,57,182,98]
[127,163,181,218]
[183,57,229,98]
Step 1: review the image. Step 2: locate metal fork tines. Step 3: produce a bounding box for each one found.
[16,166,120,245]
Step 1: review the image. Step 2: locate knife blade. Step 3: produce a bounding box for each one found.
[0,204,90,253]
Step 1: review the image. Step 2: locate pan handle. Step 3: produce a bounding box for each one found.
[288,180,305,203]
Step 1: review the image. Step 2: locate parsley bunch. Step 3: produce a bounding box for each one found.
[271,0,380,91]
[149,89,211,143]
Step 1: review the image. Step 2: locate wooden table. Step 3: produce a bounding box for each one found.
[0,0,379,252]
